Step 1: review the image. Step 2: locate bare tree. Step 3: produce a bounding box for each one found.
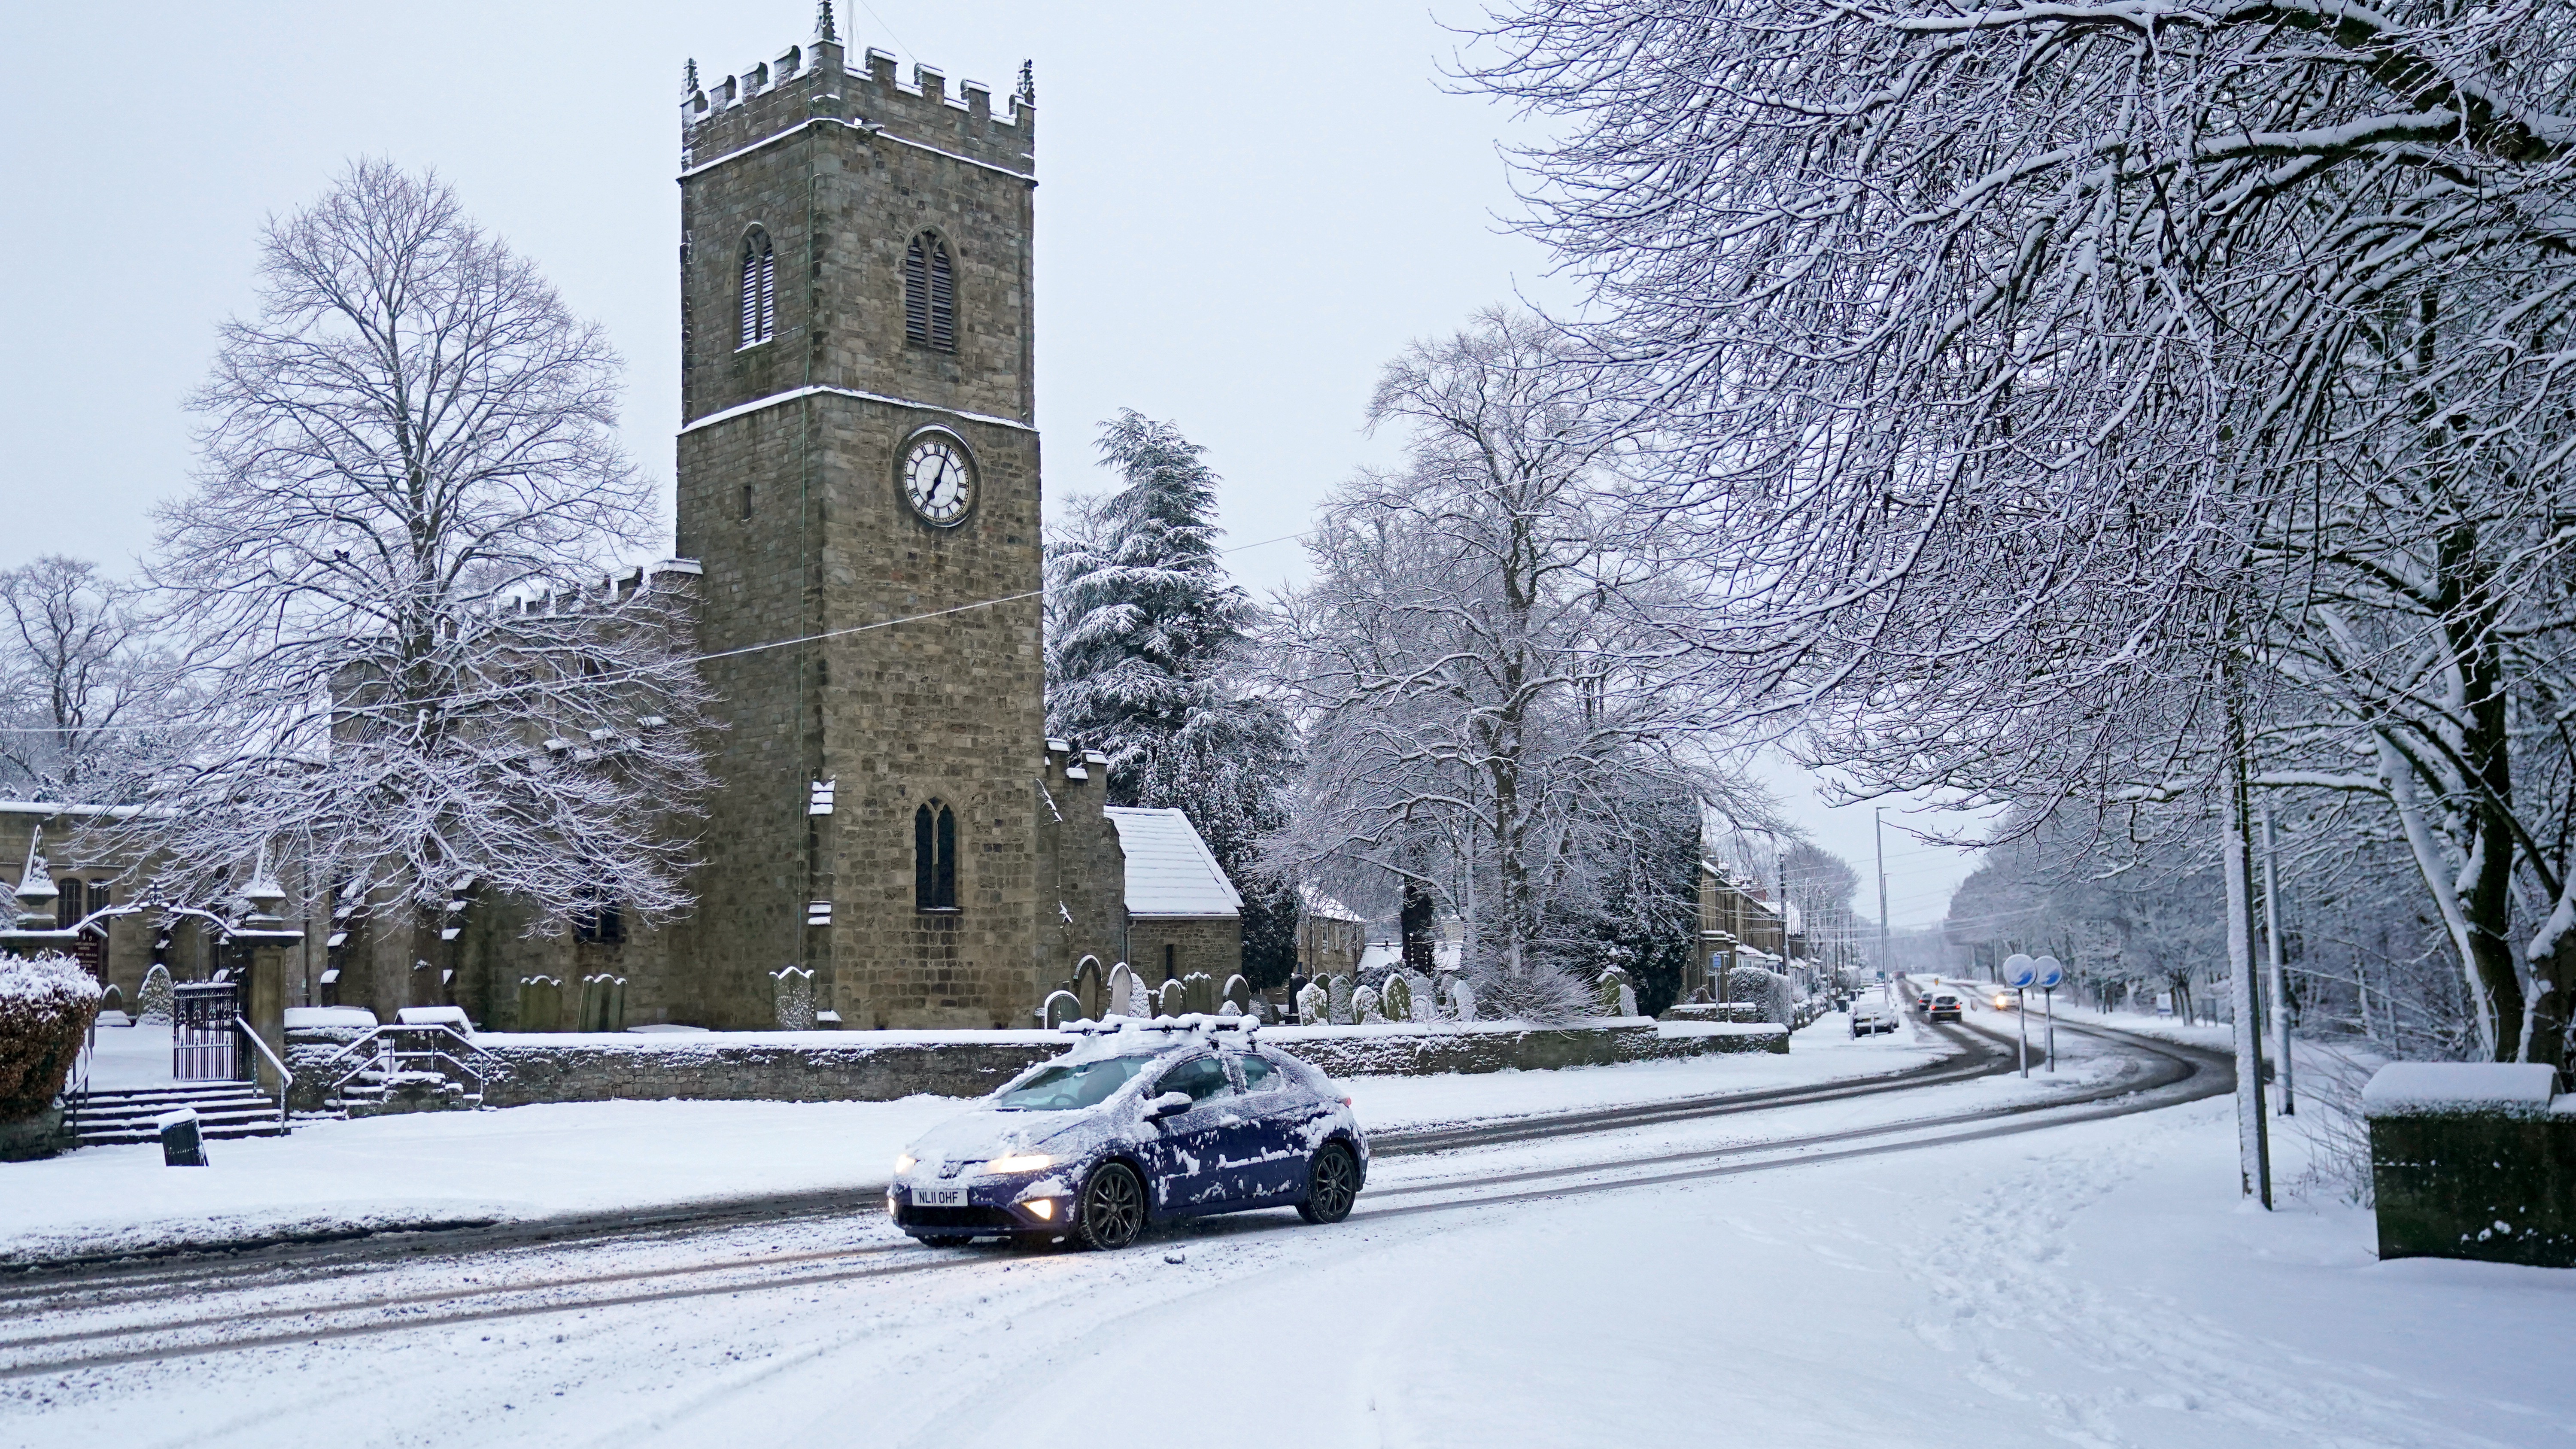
[1466,0,2576,1071]
[134,161,711,933]
[0,558,164,798]
[1266,309,1756,1020]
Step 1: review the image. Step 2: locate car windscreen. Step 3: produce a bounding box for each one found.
[993,1054,1153,1111]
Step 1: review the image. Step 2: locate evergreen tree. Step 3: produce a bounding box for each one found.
[1048,411,1300,984]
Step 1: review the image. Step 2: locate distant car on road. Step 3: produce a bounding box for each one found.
[1849,999,1898,1036]
[1991,992,2016,1012]
[890,1021,1367,1251]
[1923,992,1964,1023]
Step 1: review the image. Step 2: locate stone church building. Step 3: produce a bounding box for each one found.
[337,11,1236,1032]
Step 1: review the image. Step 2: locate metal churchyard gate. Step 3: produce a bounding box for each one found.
[173,981,243,1081]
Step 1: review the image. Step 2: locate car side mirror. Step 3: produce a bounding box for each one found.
[1146,1091,1192,1121]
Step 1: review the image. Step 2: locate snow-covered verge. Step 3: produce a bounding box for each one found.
[0,1016,1943,1264]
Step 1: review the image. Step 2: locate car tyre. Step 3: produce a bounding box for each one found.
[1296,1142,1358,1225]
[1072,1161,1145,1251]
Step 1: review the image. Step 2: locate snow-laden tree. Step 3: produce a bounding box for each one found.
[0,557,172,799]
[1045,410,1299,980]
[131,161,710,933]
[1267,309,1756,1022]
[1467,0,2576,1069]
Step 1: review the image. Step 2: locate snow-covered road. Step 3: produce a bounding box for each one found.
[10,1016,2556,1449]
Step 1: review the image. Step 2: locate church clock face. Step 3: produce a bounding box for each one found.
[901,433,975,527]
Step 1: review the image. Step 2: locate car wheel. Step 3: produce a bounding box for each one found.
[1072,1162,1145,1251]
[915,1234,972,1248]
[1296,1142,1359,1224]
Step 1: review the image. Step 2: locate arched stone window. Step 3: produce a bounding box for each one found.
[914,801,958,911]
[739,227,776,347]
[902,231,955,351]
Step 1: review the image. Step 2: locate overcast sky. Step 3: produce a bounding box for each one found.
[0,0,1979,923]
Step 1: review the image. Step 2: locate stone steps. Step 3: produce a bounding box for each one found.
[67,1084,286,1146]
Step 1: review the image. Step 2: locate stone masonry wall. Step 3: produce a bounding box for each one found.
[283,1020,1789,1112]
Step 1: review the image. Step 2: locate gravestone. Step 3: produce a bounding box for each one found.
[1222,974,1252,1014]
[580,974,628,1032]
[1158,978,1188,1018]
[1184,972,1215,1015]
[1353,984,1385,1023]
[1449,978,1478,1022]
[1328,975,1353,1025]
[1105,961,1135,1018]
[770,965,816,1030]
[1296,980,1327,1025]
[516,975,562,1032]
[1073,956,1106,1021]
[1042,989,1082,1029]
[1379,973,1413,1023]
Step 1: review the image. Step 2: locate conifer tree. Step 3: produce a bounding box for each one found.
[1047,411,1300,982]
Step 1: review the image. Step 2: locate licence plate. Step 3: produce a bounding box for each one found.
[913,1186,967,1208]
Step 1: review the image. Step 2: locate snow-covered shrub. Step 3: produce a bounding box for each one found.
[136,964,174,1025]
[1217,999,1242,1018]
[1723,966,1793,1028]
[1127,973,1151,1018]
[1467,944,1595,1025]
[0,954,102,1121]
[1448,978,1479,1021]
[2284,1045,2384,1206]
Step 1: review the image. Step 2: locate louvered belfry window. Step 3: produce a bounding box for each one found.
[739,228,776,347]
[903,232,956,351]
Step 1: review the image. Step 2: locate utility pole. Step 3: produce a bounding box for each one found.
[1875,807,1890,981]
[2260,798,2294,1116]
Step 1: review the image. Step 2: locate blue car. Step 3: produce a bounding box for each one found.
[889,1020,1367,1250]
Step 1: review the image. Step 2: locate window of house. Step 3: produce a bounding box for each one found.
[739,227,776,347]
[55,879,82,930]
[914,802,957,911]
[902,232,956,351]
[1163,942,1176,980]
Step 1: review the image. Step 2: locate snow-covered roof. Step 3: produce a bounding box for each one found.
[1300,885,1366,923]
[1104,808,1242,919]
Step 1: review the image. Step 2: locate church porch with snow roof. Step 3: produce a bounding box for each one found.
[1103,807,1242,987]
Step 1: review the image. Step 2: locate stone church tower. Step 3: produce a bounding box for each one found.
[666,10,1062,1029]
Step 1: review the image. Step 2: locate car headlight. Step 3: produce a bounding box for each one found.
[986,1152,1051,1174]
[895,1153,916,1174]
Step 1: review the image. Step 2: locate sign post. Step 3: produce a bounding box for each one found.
[2032,955,2065,1073]
[2002,954,2037,1077]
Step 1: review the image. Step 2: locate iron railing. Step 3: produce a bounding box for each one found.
[232,1016,295,1133]
[312,1023,492,1109]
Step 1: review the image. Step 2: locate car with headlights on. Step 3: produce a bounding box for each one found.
[888,1019,1367,1251]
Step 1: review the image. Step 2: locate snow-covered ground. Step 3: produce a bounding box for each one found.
[5,1023,2560,1449]
[5,1015,1950,1263]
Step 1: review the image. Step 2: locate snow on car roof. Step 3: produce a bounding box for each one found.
[1105,807,1244,918]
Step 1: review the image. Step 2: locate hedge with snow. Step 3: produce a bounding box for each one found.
[0,953,102,1121]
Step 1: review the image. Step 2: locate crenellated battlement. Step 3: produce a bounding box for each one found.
[678,3,1033,178]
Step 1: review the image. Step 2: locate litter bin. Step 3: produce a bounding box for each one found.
[156,1107,208,1167]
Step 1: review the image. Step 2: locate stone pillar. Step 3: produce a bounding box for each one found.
[246,942,288,1091]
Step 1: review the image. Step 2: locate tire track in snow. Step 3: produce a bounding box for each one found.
[2,1022,2221,1382]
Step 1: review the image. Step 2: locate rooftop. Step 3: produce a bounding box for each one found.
[1104,808,1242,920]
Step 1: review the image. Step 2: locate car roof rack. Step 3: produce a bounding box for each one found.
[1056,1013,1257,1039]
